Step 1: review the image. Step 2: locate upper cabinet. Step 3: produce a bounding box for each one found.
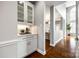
[17,1,34,25]
[24,2,34,25]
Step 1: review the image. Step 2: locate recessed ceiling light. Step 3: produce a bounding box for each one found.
[19,1,24,4]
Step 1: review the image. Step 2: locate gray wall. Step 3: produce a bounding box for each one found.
[76,1,79,36]
[50,6,55,44]
[34,1,46,52]
[0,1,17,42]
[76,2,79,57]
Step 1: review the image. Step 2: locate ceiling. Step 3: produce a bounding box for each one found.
[66,1,76,8]
[45,1,66,6]
[29,1,66,6]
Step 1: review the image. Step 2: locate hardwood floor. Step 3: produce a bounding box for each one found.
[25,36,77,58]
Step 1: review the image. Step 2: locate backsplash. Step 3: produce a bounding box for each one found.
[17,24,37,35]
[17,24,30,35]
[30,26,37,34]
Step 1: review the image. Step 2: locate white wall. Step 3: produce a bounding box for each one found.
[0,1,17,42]
[55,3,66,20]
[50,3,66,46]
[55,3,66,37]
[54,8,63,42]
[34,1,46,54]
[45,5,50,32]
[0,1,17,58]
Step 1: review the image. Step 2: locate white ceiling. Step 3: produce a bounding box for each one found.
[45,1,66,6]
[66,1,76,8]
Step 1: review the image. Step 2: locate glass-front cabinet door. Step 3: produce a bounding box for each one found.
[24,2,34,25]
[17,1,24,22]
[27,6,33,23]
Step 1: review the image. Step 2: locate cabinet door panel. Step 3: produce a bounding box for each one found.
[27,39,37,55]
[31,39,37,50]
[24,2,34,25]
[27,39,32,54]
[17,1,24,22]
[17,39,27,58]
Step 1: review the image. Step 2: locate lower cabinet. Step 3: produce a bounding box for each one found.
[27,38,37,55]
[17,35,37,58]
[17,38,27,58]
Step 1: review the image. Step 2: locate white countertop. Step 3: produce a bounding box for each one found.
[17,34,38,37]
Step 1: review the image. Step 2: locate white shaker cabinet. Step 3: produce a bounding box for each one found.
[17,34,37,58]
[17,37,27,58]
[27,35,37,55]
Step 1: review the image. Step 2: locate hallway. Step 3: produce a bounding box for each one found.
[26,36,77,58]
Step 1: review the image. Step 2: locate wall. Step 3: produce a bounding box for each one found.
[55,8,63,42]
[66,7,71,24]
[0,1,17,42]
[45,5,50,32]
[55,3,66,20]
[76,1,79,37]
[0,42,17,58]
[0,1,17,58]
[50,6,55,46]
[34,1,46,54]
[50,3,66,46]
[55,3,66,37]
[76,2,79,57]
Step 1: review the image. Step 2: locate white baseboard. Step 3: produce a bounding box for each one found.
[50,43,55,47]
[55,37,63,45]
[36,49,46,55]
[50,37,63,47]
